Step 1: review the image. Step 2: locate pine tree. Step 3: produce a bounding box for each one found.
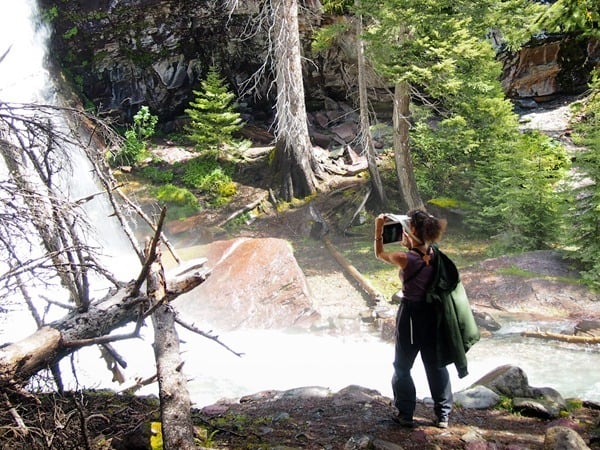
[184,66,243,154]
[565,72,600,288]
[355,0,570,247]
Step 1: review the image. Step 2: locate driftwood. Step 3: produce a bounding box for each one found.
[344,186,371,233]
[521,330,600,344]
[322,236,385,305]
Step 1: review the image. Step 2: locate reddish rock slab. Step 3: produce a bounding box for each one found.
[172,237,320,331]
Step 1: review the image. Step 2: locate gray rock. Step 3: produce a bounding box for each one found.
[280,386,331,399]
[544,426,590,450]
[534,386,568,411]
[474,364,536,398]
[344,435,371,449]
[454,385,500,409]
[514,397,562,419]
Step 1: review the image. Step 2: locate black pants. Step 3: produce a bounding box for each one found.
[392,300,453,421]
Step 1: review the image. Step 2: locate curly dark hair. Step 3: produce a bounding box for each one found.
[407,209,447,244]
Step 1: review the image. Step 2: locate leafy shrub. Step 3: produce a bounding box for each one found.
[153,184,200,219]
[181,157,237,206]
[110,106,157,166]
[139,166,174,184]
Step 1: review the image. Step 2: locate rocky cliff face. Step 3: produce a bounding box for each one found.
[500,34,599,101]
[38,0,599,125]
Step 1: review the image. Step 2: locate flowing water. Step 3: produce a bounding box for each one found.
[1,1,599,408]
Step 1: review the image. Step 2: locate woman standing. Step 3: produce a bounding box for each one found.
[374,209,452,429]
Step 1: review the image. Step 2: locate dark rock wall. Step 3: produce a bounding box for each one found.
[38,0,277,122]
[37,0,599,124]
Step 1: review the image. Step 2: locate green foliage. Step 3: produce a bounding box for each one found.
[358,0,567,249]
[139,166,174,184]
[312,21,351,54]
[63,26,78,40]
[181,157,237,207]
[184,66,244,155]
[41,6,58,23]
[495,396,515,413]
[321,0,353,14]
[534,0,600,38]
[563,71,600,288]
[110,106,158,166]
[153,184,200,219]
[468,130,569,253]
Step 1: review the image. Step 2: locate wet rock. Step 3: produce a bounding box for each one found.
[514,397,562,420]
[475,365,536,398]
[172,237,320,331]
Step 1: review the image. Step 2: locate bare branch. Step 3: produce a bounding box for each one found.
[173,313,244,358]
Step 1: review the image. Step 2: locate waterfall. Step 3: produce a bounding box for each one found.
[0,2,138,334]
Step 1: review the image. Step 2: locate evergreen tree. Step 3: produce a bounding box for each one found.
[356,0,568,248]
[565,72,600,288]
[533,0,600,38]
[184,65,243,154]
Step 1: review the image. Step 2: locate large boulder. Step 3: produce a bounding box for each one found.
[172,237,320,331]
[473,364,567,419]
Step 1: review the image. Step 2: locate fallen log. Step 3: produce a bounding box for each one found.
[521,330,600,344]
[322,236,385,305]
[0,258,210,389]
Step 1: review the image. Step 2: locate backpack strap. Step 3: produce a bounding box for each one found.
[403,247,432,285]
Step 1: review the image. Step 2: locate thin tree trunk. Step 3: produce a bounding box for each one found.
[272,0,319,201]
[148,254,195,449]
[393,81,424,210]
[355,8,386,207]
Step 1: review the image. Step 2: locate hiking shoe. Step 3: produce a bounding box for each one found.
[436,419,449,429]
[391,415,415,428]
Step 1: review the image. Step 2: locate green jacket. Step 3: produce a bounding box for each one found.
[426,246,480,378]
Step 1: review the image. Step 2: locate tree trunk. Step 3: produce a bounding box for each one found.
[148,256,195,450]
[355,8,386,208]
[393,81,424,210]
[272,0,319,201]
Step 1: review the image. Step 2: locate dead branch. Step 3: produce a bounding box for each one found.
[173,314,244,358]
[3,393,28,436]
[147,237,196,450]
[114,185,182,264]
[344,186,371,233]
[132,207,167,297]
[216,193,269,228]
